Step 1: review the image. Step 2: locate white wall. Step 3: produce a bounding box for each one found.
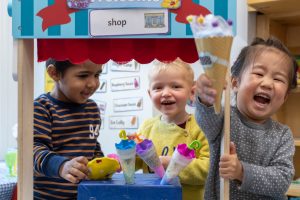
[0,0,18,160]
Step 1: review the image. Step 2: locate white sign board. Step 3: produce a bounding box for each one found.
[109,115,138,129]
[110,60,140,72]
[113,97,143,112]
[111,76,140,91]
[89,9,169,37]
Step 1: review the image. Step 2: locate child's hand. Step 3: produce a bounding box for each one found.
[219,142,243,181]
[159,156,171,169]
[59,156,89,183]
[195,74,217,106]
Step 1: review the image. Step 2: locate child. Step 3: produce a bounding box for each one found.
[33,59,104,199]
[137,58,210,200]
[195,37,298,200]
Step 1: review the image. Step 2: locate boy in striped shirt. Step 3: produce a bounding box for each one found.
[34,59,104,199]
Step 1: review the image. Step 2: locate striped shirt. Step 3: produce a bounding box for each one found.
[33,93,103,199]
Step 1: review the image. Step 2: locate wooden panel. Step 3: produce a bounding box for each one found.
[275,90,300,137]
[248,0,300,26]
[287,183,300,197]
[281,92,300,138]
[271,14,300,26]
[288,47,300,55]
[295,139,300,147]
[248,0,300,16]
[270,20,286,43]
[256,15,270,39]
[17,39,34,200]
[286,26,300,47]
[295,147,300,179]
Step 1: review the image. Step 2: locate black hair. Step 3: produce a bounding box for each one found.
[231,37,298,90]
[45,58,74,76]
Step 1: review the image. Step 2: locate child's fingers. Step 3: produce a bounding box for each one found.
[72,161,89,175]
[230,142,237,155]
[64,173,79,184]
[69,167,87,180]
[220,154,230,162]
[74,156,89,165]
[196,75,217,104]
[200,74,212,86]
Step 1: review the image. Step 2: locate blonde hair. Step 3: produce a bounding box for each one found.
[148,58,194,86]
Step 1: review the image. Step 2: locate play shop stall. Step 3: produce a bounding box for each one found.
[9,0,237,199]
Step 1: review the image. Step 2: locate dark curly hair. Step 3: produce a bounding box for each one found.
[45,58,74,76]
[231,37,298,91]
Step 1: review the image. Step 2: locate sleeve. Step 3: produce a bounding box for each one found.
[178,125,210,185]
[93,101,104,158]
[195,96,224,142]
[240,128,295,197]
[94,141,104,158]
[33,101,69,177]
[135,119,151,171]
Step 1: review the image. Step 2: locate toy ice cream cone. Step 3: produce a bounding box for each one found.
[188,14,233,113]
[136,139,165,178]
[160,141,201,185]
[115,130,136,184]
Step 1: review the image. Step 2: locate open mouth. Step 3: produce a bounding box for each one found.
[161,100,176,105]
[253,93,271,104]
[82,92,93,98]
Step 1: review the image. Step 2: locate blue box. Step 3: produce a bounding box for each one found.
[78,174,182,200]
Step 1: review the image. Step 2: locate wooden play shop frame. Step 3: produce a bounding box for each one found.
[11,0,238,199]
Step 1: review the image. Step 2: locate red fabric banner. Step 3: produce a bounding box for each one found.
[37,39,200,64]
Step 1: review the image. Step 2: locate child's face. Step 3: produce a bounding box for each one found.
[148,67,193,122]
[232,48,290,123]
[55,60,102,104]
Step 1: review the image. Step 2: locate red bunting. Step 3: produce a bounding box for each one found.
[170,0,211,23]
[36,0,78,31]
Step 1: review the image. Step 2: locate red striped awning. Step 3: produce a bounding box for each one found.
[37,39,199,64]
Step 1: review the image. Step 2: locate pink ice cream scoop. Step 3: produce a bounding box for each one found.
[160,141,201,185]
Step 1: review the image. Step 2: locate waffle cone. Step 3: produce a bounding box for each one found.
[194,37,233,113]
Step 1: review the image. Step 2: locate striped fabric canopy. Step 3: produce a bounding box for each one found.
[37,38,200,64]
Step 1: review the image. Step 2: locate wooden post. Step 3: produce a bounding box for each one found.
[17,39,34,200]
[220,70,231,200]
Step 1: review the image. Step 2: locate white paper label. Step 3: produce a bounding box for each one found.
[109,115,138,129]
[110,76,140,91]
[89,9,169,36]
[113,97,143,112]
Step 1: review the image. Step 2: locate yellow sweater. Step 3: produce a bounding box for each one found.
[137,115,209,200]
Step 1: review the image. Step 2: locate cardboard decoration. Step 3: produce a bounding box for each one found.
[12,0,236,38]
[67,0,182,9]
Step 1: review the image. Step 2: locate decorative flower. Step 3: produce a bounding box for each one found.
[161,0,180,9]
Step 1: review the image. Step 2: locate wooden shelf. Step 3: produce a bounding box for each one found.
[248,0,300,25]
[249,0,300,54]
[295,138,300,147]
[286,182,300,197]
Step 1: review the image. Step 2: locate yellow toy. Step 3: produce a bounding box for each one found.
[87,157,120,180]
